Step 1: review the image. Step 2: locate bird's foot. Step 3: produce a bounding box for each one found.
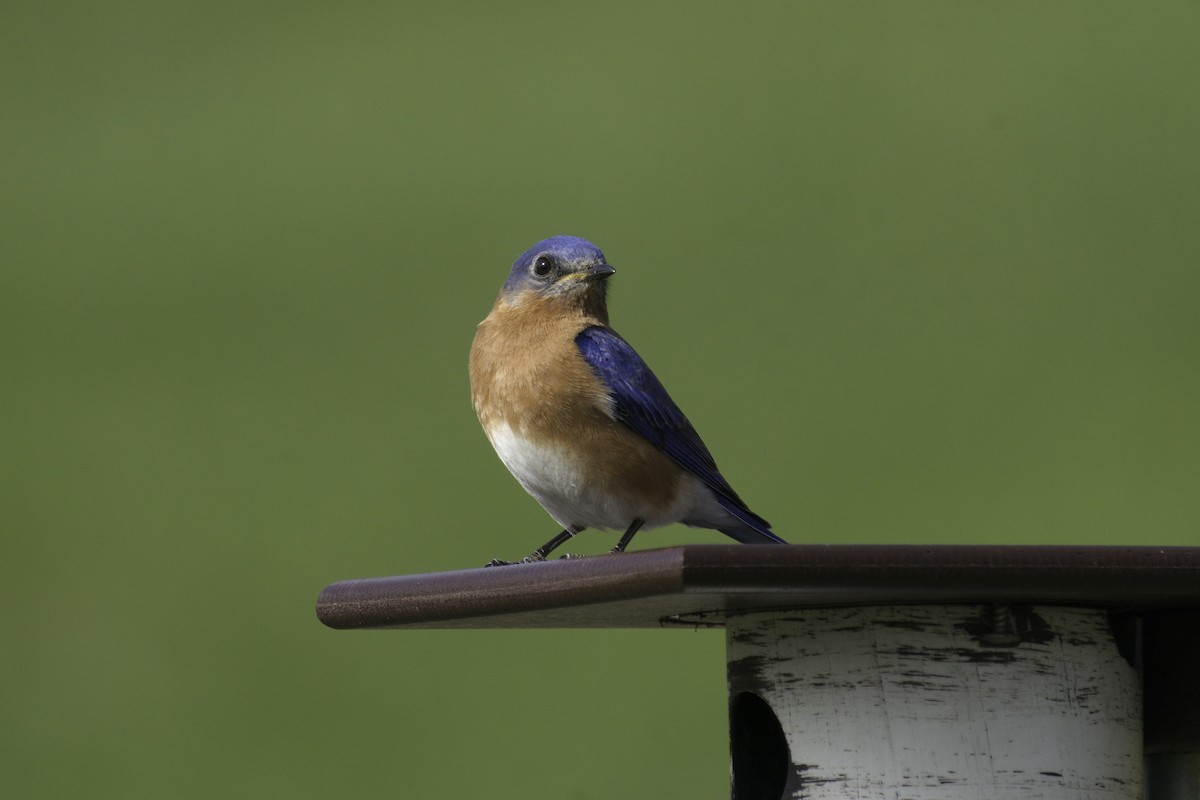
[486,529,584,566]
[557,552,586,560]
[484,553,551,567]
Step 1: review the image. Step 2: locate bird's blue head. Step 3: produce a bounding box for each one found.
[499,235,615,308]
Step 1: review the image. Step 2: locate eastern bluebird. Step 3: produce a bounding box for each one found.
[469,235,785,564]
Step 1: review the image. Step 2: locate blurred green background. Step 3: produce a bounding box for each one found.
[4,2,1199,797]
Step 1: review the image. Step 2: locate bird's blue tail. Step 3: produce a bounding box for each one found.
[715,497,787,544]
[719,523,787,544]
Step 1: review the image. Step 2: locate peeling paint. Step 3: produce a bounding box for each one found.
[727,606,1142,799]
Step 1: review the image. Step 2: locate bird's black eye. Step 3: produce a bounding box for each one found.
[532,255,554,278]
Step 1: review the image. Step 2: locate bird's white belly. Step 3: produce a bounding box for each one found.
[485,421,696,531]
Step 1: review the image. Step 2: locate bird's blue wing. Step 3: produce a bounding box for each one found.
[575,326,779,540]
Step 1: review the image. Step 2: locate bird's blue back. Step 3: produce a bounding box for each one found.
[575,325,780,541]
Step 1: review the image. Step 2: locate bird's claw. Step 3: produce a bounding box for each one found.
[557,552,586,560]
[484,553,553,567]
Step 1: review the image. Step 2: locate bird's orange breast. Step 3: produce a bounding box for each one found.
[469,291,684,527]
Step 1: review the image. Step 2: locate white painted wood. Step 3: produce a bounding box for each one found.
[727,605,1142,799]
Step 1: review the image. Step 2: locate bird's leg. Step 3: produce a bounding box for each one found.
[526,527,580,561]
[610,518,645,554]
[486,527,582,567]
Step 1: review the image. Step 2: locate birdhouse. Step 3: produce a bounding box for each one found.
[317,545,1200,799]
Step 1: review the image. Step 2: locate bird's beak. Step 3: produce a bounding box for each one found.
[583,262,616,282]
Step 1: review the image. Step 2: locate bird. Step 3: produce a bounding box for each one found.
[469,235,786,564]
